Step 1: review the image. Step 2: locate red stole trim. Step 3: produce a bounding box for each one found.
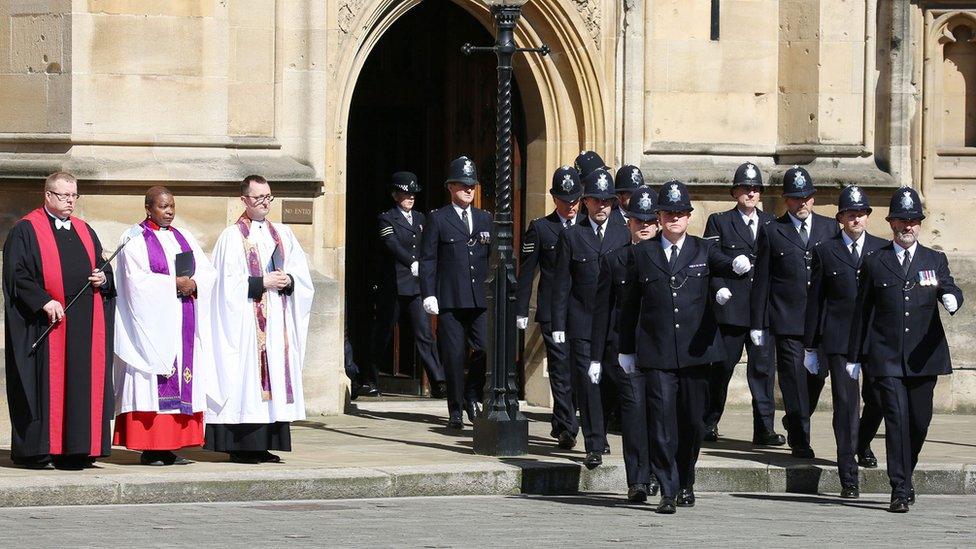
[23,209,106,456]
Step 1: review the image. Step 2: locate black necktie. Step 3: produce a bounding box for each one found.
[669,244,679,271]
[748,218,756,243]
[461,210,470,235]
[798,220,809,246]
[851,241,860,264]
[597,225,604,242]
[902,249,911,276]
[563,219,570,229]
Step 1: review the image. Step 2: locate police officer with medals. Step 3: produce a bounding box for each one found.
[551,168,630,468]
[591,184,660,503]
[616,181,754,514]
[370,172,446,398]
[515,166,583,449]
[419,156,492,429]
[611,165,644,225]
[750,166,837,458]
[702,162,784,446]
[801,185,886,498]
[846,187,963,513]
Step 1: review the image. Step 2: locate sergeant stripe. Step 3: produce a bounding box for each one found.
[379,227,394,237]
[521,243,535,253]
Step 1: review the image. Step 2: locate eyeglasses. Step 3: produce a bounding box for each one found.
[246,194,275,204]
[47,191,80,202]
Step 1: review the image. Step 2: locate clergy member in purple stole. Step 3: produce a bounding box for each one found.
[112,186,219,466]
[205,175,314,464]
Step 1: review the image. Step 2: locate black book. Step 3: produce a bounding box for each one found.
[175,251,195,277]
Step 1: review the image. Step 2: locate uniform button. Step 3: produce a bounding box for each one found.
[883,283,887,287]
[807,281,811,286]
[749,278,753,283]
[469,251,473,256]
[904,296,909,301]
[672,292,677,297]
[806,266,811,270]
[675,323,680,328]
[673,308,679,313]
[471,278,476,283]
[905,328,910,333]
[582,258,587,262]
[671,276,676,281]
[470,265,474,270]
[905,312,909,317]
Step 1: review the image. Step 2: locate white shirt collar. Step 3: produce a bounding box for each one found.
[398,207,413,219]
[840,230,866,249]
[44,206,68,222]
[556,213,575,227]
[589,216,609,235]
[451,202,470,217]
[738,208,758,225]
[661,234,686,252]
[892,241,918,259]
[787,212,811,231]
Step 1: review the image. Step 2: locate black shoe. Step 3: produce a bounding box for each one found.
[647,476,660,497]
[583,451,602,469]
[172,454,194,465]
[349,382,360,401]
[603,444,611,455]
[229,451,261,464]
[52,455,87,471]
[840,485,859,499]
[908,488,916,506]
[656,496,676,514]
[15,455,54,470]
[627,484,648,503]
[676,487,696,507]
[557,431,577,450]
[257,451,282,463]
[889,497,909,513]
[791,447,815,459]
[753,431,787,446]
[140,451,170,466]
[857,448,878,468]
[703,426,718,442]
[360,383,380,397]
[464,400,481,423]
[430,381,447,399]
[447,414,464,430]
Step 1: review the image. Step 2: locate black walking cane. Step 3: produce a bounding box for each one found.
[29,233,135,354]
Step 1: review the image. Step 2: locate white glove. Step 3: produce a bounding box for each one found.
[516,316,528,330]
[846,362,861,380]
[715,287,732,306]
[803,349,820,375]
[942,294,958,313]
[553,331,566,344]
[422,296,439,315]
[732,255,752,275]
[588,361,602,384]
[749,330,764,346]
[618,353,637,372]
[410,261,419,277]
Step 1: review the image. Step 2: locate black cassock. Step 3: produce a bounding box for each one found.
[3,212,115,461]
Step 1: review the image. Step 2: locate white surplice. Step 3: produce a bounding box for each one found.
[206,220,313,424]
[113,223,219,415]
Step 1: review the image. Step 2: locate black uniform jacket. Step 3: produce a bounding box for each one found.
[802,231,887,354]
[516,212,567,324]
[750,212,837,336]
[551,217,630,339]
[847,243,963,378]
[703,207,773,327]
[591,243,633,365]
[377,207,426,297]
[419,204,493,310]
[618,235,742,370]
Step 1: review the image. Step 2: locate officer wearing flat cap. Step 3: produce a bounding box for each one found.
[551,168,629,468]
[801,184,886,499]
[370,172,446,399]
[515,166,583,449]
[591,184,661,503]
[616,180,754,514]
[611,165,645,225]
[846,186,963,513]
[750,165,837,459]
[574,150,610,179]
[701,162,784,447]
[419,156,492,429]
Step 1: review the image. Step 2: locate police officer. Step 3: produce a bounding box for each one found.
[801,185,886,499]
[750,166,837,458]
[611,165,644,225]
[574,150,610,179]
[591,184,660,503]
[847,187,963,513]
[419,156,492,429]
[702,162,784,446]
[551,168,630,468]
[616,181,753,514]
[370,172,446,398]
[515,166,583,449]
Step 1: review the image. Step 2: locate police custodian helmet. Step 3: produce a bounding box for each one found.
[446,156,479,186]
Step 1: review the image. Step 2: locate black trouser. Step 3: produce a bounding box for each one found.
[437,308,487,418]
[539,322,578,438]
[369,293,444,386]
[604,365,650,487]
[874,375,937,499]
[646,364,710,498]
[826,354,860,487]
[857,376,884,455]
[568,339,605,453]
[705,325,776,435]
[774,335,826,450]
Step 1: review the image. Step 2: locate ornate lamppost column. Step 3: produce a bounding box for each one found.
[463,0,548,456]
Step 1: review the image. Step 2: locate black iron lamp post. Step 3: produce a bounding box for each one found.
[463,0,549,456]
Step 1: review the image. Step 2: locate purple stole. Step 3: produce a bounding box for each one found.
[140,219,196,415]
[237,215,294,404]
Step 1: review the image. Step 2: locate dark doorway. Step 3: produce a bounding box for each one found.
[345,0,528,395]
